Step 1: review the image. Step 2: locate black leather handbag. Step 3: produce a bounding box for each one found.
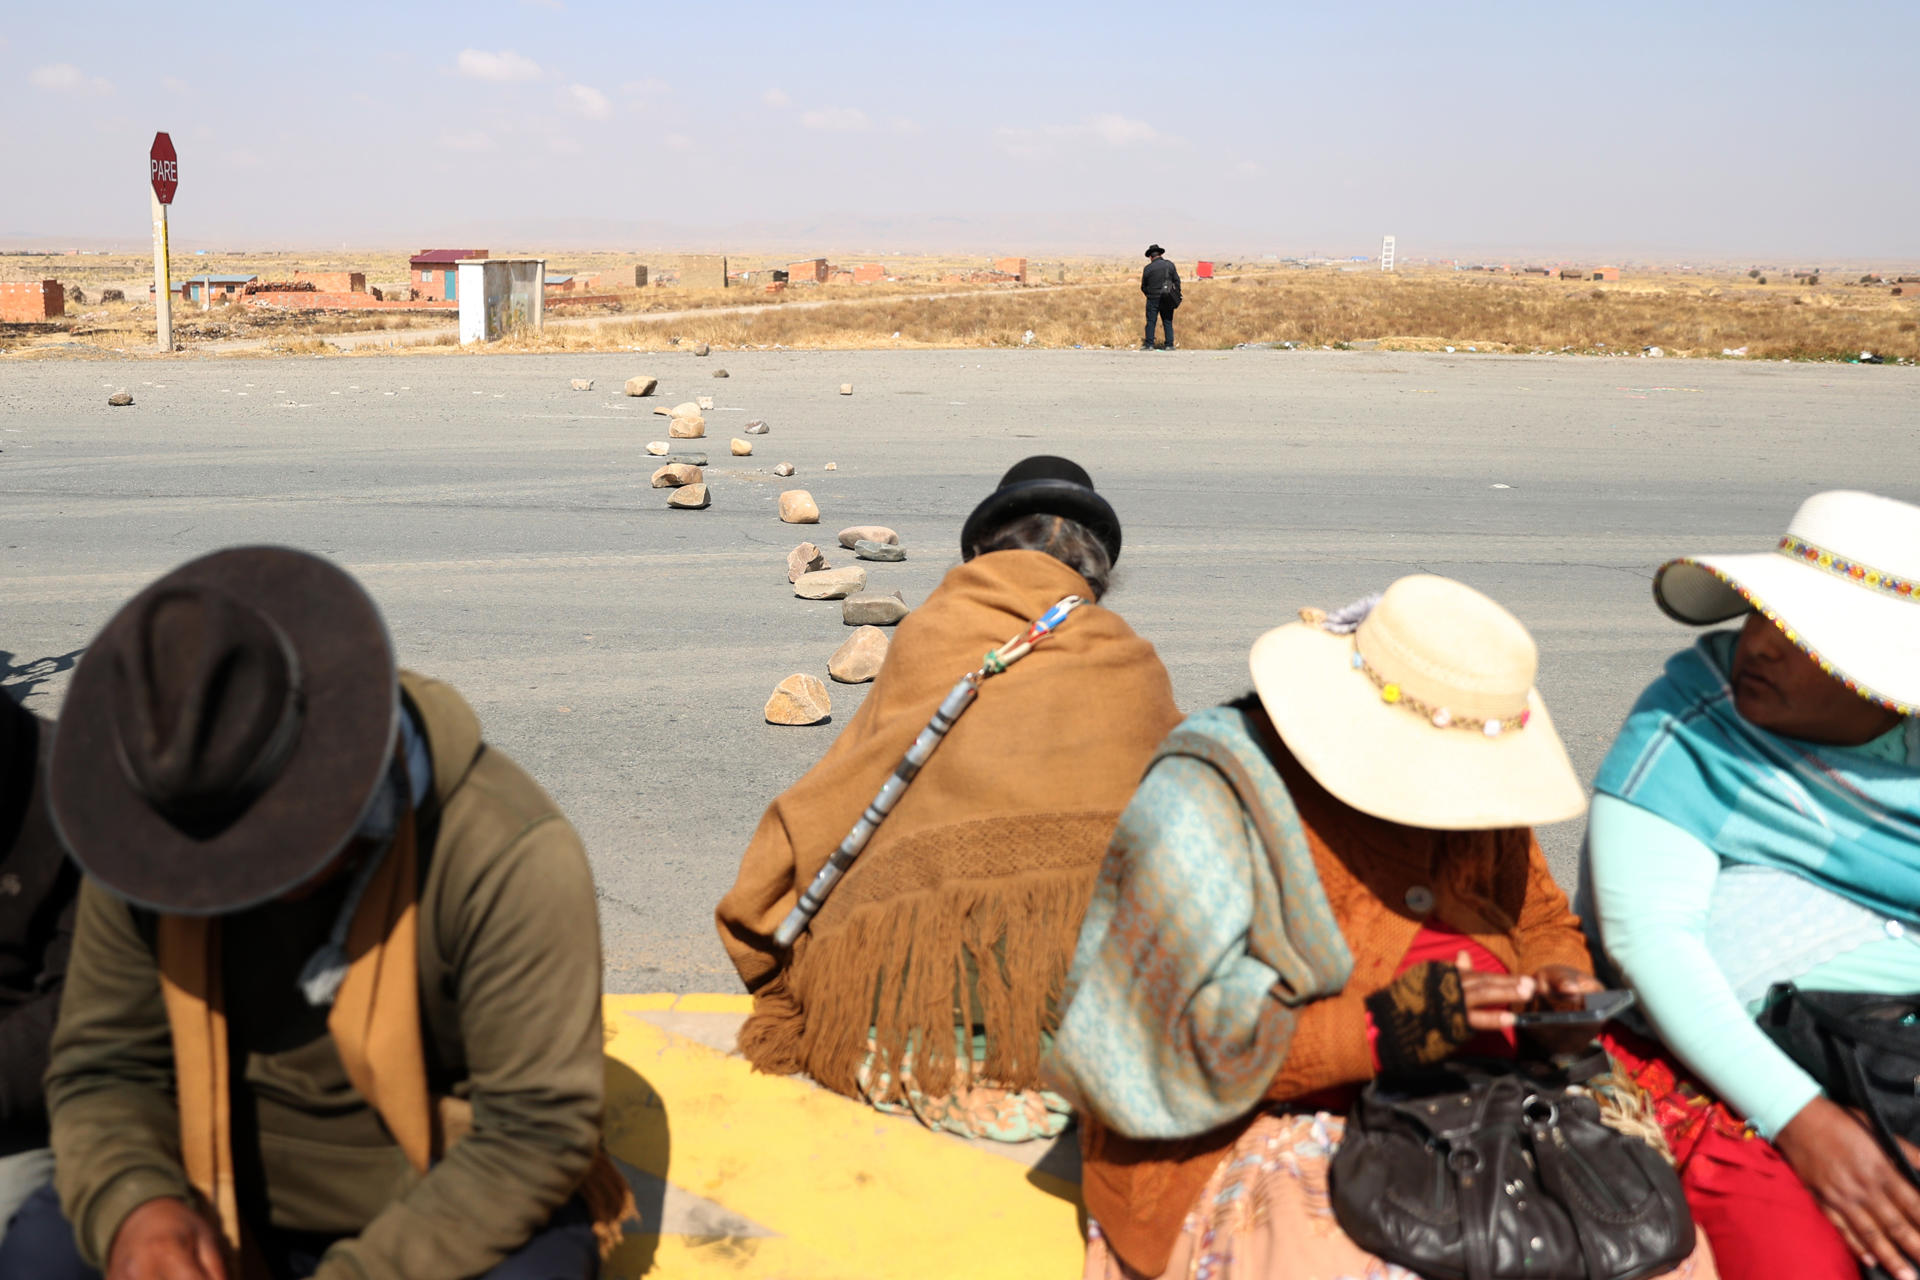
[1329,1057,1695,1280]
[1758,983,1920,1183]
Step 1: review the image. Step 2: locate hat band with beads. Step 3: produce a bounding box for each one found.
[1350,643,1531,738]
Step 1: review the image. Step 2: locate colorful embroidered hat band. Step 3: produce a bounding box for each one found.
[1776,534,1919,601]
[1349,644,1531,738]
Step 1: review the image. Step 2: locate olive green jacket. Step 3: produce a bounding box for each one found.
[47,673,604,1280]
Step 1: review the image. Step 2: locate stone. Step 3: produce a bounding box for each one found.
[794,566,868,600]
[854,539,905,562]
[651,463,702,488]
[743,419,770,434]
[837,526,899,549]
[824,462,838,471]
[661,452,708,466]
[779,490,820,523]
[764,673,830,725]
[668,414,706,439]
[828,626,890,684]
[787,542,827,583]
[693,342,712,357]
[697,396,715,411]
[667,483,710,509]
[773,463,795,477]
[843,590,910,627]
[652,405,677,417]
[669,401,701,417]
[713,368,730,378]
[570,378,594,391]
[839,383,854,395]
[107,392,133,407]
[730,438,753,456]
[624,376,658,397]
[646,441,670,455]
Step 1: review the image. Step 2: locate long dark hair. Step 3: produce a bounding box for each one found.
[970,513,1113,601]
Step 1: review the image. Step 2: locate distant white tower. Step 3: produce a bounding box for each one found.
[1381,235,1397,272]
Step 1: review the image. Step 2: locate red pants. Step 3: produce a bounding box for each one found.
[1603,1029,1857,1279]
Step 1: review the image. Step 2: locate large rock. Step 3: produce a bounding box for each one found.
[646,441,670,455]
[107,392,134,407]
[668,414,706,439]
[693,342,712,357]
[779,490,820,523]
[624,376,658,397]
[713,368,730,378]
[854,539,905,562]
[765,673,831,725]
[667,483,710,509]
[794,566,868,600]
[650,463,702,488]
[839,383,854,395]
[787,542,827,583]
[772,462,795,477]
[730,438,753,456]
[843,591,910,627]
[837,525,899,549]
[668,401,701,417]
[743,419,770,435]
[570,378,594,391]
[828,626,890,684]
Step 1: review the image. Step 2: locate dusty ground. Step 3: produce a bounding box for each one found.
[2,347,1915,990]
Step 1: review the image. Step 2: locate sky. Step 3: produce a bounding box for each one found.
[4,0,1917,260]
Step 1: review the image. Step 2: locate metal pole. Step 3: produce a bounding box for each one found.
[151,189,172,351]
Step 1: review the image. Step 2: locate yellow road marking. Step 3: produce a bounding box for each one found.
[602,995,1085,1280]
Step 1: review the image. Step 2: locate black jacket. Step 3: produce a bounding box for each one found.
[1141,257,1181,304]
[0,695,78,1154]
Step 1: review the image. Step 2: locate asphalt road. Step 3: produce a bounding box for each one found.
[3,348,1914,991]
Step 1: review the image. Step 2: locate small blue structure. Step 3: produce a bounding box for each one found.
[182,274,257,302]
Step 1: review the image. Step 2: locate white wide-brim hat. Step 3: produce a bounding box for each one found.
[1654,490,1920,715]
[1251,574,1586,831]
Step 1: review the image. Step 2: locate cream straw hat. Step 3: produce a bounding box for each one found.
[1250,574,1586,831]
[1653,490,1920,715]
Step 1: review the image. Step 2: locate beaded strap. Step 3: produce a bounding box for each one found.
[1777,534,1919,601]
[1349,645,1530,738]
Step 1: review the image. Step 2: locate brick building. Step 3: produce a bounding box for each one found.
[293,271,367,294]
[0,281,64,322]
[409,249,488,301]
[853,263,886,284]
[787,258,829,285]
[993,257,1029,284]
[183,274,258,303]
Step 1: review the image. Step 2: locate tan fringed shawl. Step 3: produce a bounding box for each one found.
[716,549,1182,1100]
[157,800,634,1272]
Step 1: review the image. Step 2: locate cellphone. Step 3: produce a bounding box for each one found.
[1511,989,1636,1029]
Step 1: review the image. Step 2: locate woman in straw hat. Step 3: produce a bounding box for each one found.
[1587,491,1920,1280]
[716,457,1181,1142]
[1046,575,1718,1279]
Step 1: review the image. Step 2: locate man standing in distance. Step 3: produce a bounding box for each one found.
[1140,244,1181,350]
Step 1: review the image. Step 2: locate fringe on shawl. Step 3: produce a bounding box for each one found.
[739,867,1095,1100]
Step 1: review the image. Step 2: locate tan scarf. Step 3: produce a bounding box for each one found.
[157,800,635,1269]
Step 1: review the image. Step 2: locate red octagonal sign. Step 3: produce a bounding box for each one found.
[149,132,178,205]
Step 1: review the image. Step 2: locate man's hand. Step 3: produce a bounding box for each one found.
[107,1197,226,1280]
[1775,1096,1920,1280]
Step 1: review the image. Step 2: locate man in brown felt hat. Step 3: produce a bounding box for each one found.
[29,547,628,1280]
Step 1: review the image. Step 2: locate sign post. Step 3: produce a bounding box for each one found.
[149,133,178,351]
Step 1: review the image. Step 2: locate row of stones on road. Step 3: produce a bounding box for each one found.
[767,520,912,726]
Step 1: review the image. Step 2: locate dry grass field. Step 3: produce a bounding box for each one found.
[2,251,1915,361]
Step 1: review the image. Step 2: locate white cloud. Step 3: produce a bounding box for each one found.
[801,106,869,132]
[441,130,496,153]
[1087,113,1160,147]
[664,133,695,152]
[762,87,790,109]
[562,83,611,119]
[456,49,542,82]
[30,63,112,95]
[996,113,1174,158]
[621,78,670,97]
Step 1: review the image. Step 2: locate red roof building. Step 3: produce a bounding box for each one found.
[408,249,488,301]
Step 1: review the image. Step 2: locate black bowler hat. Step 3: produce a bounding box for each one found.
[49,547,397,915]
[1145,244,1166,257]
[960,456,1123,566]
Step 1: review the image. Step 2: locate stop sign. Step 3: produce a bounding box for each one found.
[149,132,178,205]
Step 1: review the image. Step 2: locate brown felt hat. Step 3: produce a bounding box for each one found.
[49,547,396,915]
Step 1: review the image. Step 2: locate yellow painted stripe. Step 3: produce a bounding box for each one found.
[602,995,1086,1280]
[669,992,756,1014]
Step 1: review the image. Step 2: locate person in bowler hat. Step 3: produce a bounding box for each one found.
[26,547,629,1280]
[1140,245,1182,350]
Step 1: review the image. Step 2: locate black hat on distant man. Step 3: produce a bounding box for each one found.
[960,455,1123,566]
[49,546,398,916]
[1144,244,1166,257]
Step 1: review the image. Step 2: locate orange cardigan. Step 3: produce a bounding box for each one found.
[1079,726,1591,1277]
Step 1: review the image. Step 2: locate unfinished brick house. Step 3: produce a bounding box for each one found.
[0,281,66,321]
[409,249,488,301]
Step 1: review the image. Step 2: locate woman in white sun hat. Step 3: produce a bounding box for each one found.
[1588,490,1920,1280]
[1047,574,1718,1280]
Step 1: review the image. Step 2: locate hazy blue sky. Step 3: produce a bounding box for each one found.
[6,1,1916,259]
